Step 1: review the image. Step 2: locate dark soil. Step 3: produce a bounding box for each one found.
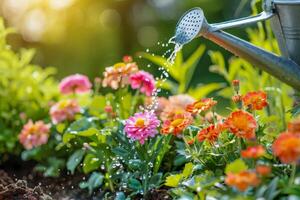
[0,159,172,200]
[0,158,98,200]
[0,170,51,200]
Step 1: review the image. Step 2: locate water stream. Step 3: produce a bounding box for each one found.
[142,36,183,113]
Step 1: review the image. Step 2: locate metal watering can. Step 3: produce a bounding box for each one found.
[174,0,300,89]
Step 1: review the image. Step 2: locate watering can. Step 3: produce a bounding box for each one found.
[174,0,300,89]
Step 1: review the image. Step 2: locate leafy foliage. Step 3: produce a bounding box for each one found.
[0,19,59,157]
[139,46,224,98]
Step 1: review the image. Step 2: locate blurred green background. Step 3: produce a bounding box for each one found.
[0,0,252,83]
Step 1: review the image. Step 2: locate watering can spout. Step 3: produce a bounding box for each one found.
[202,30,300,89]
[175,1,300,89]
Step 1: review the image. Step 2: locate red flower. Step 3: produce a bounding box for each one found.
[225,171,260,191]
[186,98,217,115]
[288,117,300,134]
[242,91,268,110]
[256,165,271,176]
[197,123,224,143]
[241,145,266,159]
[272,132,300,164]
[225,110,257,139]
[161,111,193,135]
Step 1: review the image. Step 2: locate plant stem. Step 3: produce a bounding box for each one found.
[238,137,242,153]
[106,163,115,192]
[289,163,297,186]
[130,90,140,115]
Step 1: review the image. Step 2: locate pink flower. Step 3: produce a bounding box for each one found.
[19,120,51,150]
[50,99,81,124]
[59,74,92,94]
[130,71,156,96]
[125,111,160,144]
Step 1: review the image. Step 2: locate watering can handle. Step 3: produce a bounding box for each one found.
[210,11,274,31]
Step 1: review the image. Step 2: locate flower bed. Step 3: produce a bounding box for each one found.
[1,15,300,200]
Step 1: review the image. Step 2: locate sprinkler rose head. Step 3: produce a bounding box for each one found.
[174,8,205,45]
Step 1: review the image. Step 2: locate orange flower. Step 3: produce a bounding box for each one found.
[19,120,51,150]
[288,117,300,134]
[187,138,195,145]
[160,94,195,121]
[225,110,257,139]
[272,132,300,164]
[197,123,224,143]
[256,165,271,176]
[161,111,193,135]
[186,98,217,115]
[241,145,266,159]
[242,91,268,110]
[102,62,138,89]
[225,171,260,191]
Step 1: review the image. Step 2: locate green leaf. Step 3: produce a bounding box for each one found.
[181,45,206,88]
[188,83,225,99]
[149,173,163,188]
[81,172,104,194]
[115,192,126,200]
[225,159,248,174]
[112,147,129,157]
[138,52,180,81]
[182,162,194,178]
[67,149,85,174]
[67,117,94,133]
[209,51,227,78]
[77,127,99,137]
[265,177,279,199]
[217,87,233,99]
[56,123,66,133]
[79,181,89,189]
[88,95,106,116]
[63,127,98,143]
[128,159,143,171]
[62,133,76,143]
[228,58,242,81]
[128,178,142,191]
[165,174,183,187]
[83,153,101,174]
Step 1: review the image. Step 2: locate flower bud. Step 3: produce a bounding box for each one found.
[232,95,242,103]
[104,105,113,113]
[94,77,102,85]
[123,55,133,63]
[232,79,240,93]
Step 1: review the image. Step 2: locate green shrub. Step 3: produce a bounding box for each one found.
[0,19,59,157]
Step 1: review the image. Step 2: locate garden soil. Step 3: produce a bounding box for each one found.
[0,159,171,200]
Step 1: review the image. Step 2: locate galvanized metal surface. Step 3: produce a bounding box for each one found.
[174,8,204,45]
[274,0,300,4]
[203,30,300,89]
[273,2,300,65]
[210,11,274,31]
